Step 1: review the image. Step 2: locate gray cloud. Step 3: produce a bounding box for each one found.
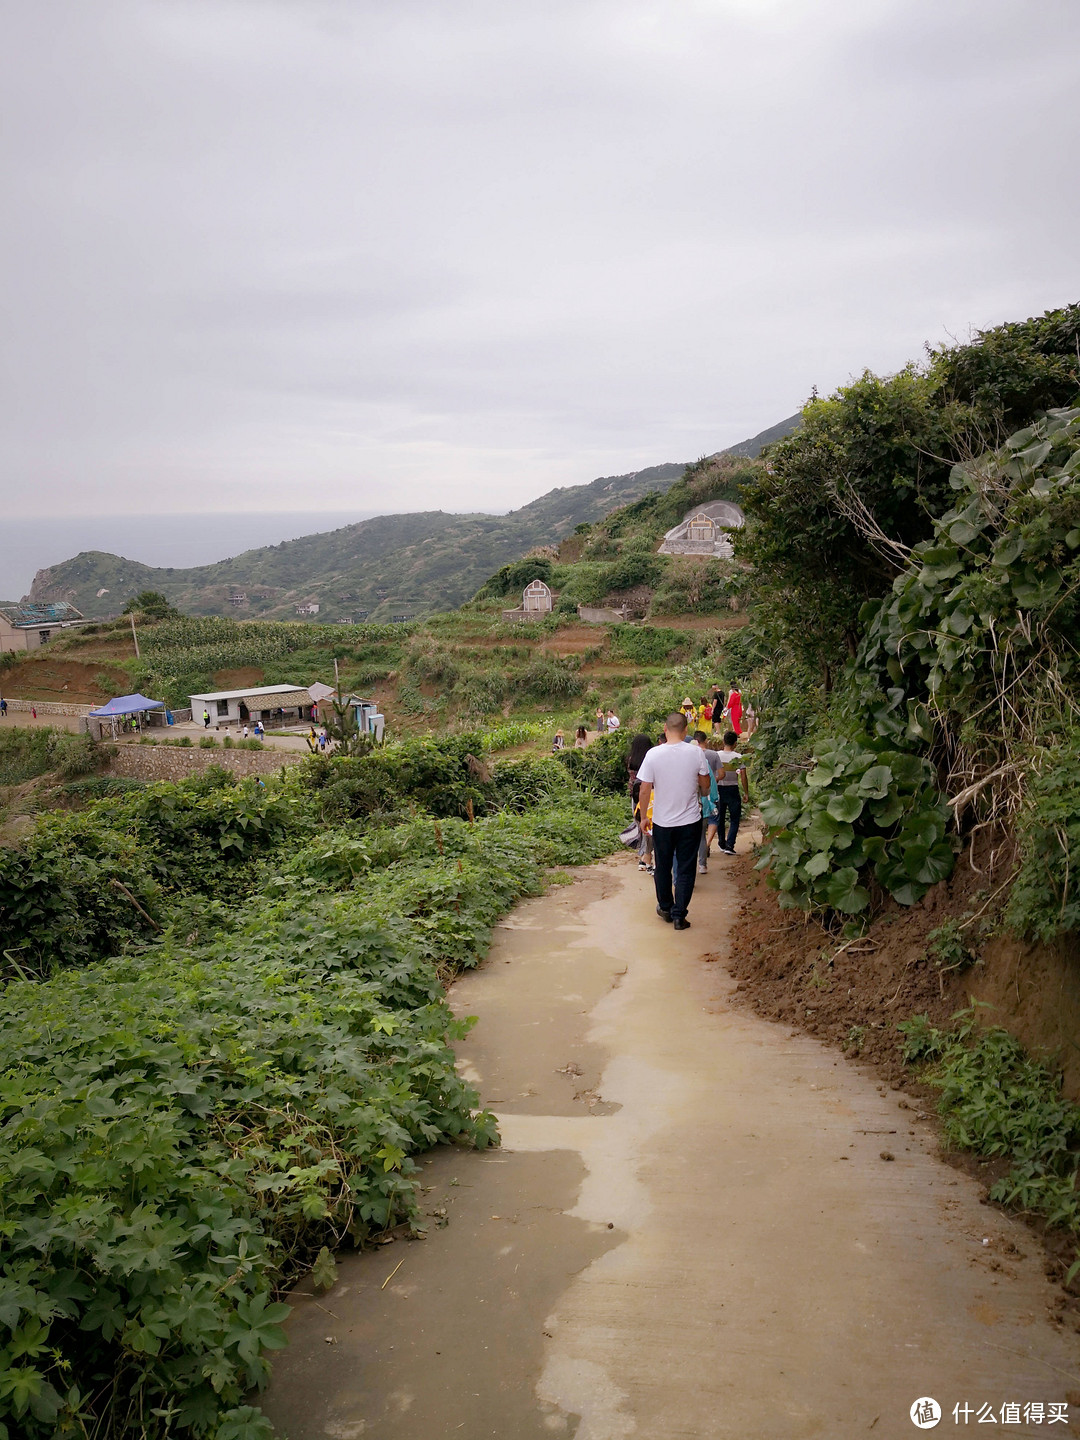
[1,0,1077,519]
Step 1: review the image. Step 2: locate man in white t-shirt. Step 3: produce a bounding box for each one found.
[636,712,711,931]
[606,710,620,732]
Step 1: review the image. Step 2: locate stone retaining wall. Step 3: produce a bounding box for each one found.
[0,698,94,717]
[106,745,304,784]
[577,605,630,623]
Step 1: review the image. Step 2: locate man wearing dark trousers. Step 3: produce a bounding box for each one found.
[636,712,710,931]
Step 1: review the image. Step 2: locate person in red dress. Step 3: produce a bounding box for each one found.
[724,686,742,736]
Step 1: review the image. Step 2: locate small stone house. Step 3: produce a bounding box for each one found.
[188,683,315,729]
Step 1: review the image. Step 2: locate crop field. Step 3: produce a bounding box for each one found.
[0,728,633,1438]
[0,605,728,744]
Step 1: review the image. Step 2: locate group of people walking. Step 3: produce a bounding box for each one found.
[678,685,755,739]
[627,686,750,931]
[553,708,620,752]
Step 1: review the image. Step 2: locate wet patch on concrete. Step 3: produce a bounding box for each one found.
[262,1144,618,1439]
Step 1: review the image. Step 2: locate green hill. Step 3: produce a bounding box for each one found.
[28,463,688,622]
[28,418,802,622]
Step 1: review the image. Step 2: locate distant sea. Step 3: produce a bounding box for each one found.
[0,511,383,603]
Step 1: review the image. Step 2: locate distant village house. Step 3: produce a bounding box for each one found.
[0,602,87,654]
[188,683,316,730]
[295,601,320,616]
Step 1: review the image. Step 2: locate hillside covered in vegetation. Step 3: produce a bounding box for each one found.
[25,419,797,623]
[7,304,1080,1437]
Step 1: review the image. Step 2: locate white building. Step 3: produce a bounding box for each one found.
[188,683,315,729]
[295,601,320,616]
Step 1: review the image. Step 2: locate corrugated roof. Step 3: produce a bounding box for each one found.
[188,683,306,702]
[0,601,84,626]
[240,689,314,711]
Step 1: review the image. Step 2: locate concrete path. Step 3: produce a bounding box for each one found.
[261,855,1079,1439]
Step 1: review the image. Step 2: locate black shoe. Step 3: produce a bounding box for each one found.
[656,906,673,922]
[673,917,691,931]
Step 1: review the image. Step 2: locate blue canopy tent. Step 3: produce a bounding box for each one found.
[88,693,168,736]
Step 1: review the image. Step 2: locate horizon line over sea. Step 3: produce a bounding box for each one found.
[0,510,405,602]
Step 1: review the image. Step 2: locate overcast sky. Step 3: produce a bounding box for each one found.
[1,0,1078,522]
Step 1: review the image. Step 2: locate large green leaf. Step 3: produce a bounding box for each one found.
[857,765,893,799]
[823,867,870,914]
[887,753,927,788]
[888,878,929,906]
[899,811,944,848]
[804,763,837,789]
[991,534,1024,568]
[869,792,906,826]
[805,811,843,850]
[1012,565,1062,608]
[760,796,799,828]
[901,840,954,886]
[826,790,864,823]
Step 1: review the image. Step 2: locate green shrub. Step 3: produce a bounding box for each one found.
[474,556,553,600]
[604,551,662,592]
[456,671,509,717]
[489,756,576,811]
[0,728,103,786]
[899,1009,1080,1272]
[556,729,628,793]
[0,791,623,1438]
[609,625,686,666]
[1006,732,1080,942]
[518,657,584,701]
[0,777,294,977]
[0,904,492,1438]
[925,917,977,972]
[758,734,954,914]
[857,406,1080,767]
[649,556,733,615]
[59,776,144,801]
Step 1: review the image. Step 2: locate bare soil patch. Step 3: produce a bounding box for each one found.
[212,667,265,689]
[541,630,608,655]
[643,612,748,632]
[0,657,129,702]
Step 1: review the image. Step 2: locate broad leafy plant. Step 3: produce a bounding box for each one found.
[0,741,626,1439]
[758,736,953,913]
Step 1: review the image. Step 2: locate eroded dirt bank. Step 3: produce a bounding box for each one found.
[262,855,1078,1439]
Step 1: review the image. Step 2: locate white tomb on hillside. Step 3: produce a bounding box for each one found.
[659,501,745,558]
[522,579,553,613]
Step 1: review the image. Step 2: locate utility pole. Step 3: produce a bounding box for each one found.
[129,610,140,659]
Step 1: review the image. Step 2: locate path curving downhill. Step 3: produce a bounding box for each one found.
[262,854,1079,1439]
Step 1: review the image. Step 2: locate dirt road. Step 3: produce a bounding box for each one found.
[262,855,1079,1439]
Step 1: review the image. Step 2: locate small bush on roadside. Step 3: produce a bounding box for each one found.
[899,1009,1080,1277]
[758,733,954,914]
[1006,733,1080,943]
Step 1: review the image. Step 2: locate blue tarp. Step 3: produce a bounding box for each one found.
[87,693,166,718]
